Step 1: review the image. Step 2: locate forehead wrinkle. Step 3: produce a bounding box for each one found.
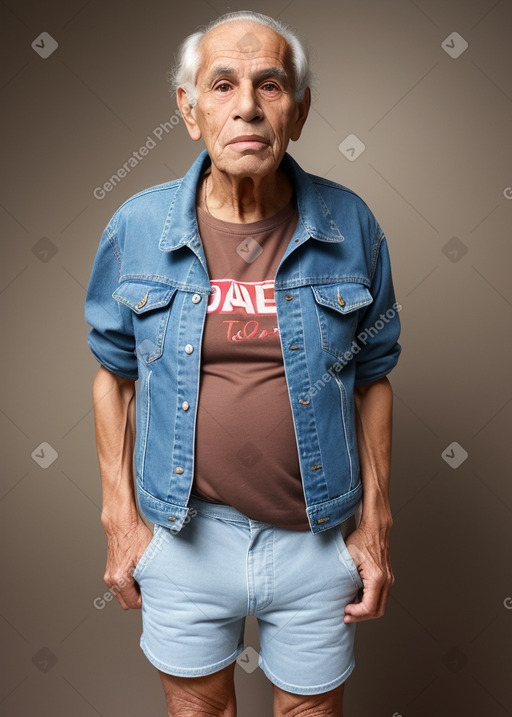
[200,36,288,64]
[204,48,285,65]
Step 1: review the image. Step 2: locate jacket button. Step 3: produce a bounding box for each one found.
[175,466,184,474]
[284,294,293,301]
[168,516,177,522]
[185,344,194,354]
[191,293,202,304]
[181,401,190,411]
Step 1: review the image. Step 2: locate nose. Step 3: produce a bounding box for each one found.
[234,81,262,122]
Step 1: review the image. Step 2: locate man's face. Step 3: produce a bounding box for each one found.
[178,22,310,179]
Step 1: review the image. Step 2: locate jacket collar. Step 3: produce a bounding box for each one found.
[158,149,344,251]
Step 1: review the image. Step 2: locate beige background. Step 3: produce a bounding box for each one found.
[1,0,511,715]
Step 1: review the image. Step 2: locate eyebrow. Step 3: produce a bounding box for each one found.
[208,66,290,87]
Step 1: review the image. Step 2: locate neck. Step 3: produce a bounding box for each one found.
[201,166,292,223]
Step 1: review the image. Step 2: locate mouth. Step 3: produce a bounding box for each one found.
[227,135,270,150]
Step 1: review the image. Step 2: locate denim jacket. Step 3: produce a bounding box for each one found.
[85,149,401,534]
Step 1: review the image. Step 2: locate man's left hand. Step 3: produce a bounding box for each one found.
[342,520,394,622]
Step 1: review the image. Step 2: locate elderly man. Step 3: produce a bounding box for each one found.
[86,10,401,717]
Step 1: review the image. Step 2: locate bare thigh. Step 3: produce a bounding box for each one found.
[273,682,345,717]
[158,663,236,717]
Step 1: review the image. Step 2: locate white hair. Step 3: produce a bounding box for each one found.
[170,11,311,104]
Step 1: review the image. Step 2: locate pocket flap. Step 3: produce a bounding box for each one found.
[312,282,373,314]
[113,281,177,314]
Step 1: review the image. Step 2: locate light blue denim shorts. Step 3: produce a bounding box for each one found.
[133,496,363,695]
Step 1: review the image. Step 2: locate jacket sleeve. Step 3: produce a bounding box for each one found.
[84,216,138,380]
[354,230,401,385]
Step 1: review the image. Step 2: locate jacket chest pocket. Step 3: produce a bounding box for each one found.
[113,280,177,364]
[312,282,373,361]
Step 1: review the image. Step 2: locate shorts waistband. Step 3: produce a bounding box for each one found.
[188,495,271,526]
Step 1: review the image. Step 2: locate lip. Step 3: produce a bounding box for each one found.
[227,135,270,147]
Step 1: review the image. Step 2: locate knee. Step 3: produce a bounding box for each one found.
[280,709,340,717]
[166,697,234,716]
[274,681,344,717]
[164,689,235,717]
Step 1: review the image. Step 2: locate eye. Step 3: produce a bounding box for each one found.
[214,82,232,92]
[261,82,279,92]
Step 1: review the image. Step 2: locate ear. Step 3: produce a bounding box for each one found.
[177,86,202,141]
[290,87,311,142]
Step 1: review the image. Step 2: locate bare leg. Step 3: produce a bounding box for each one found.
[158,662,237,716]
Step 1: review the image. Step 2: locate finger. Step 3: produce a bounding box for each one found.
[375,572,394,617]
[345,570,394,622]
[106,574,142,610]
[344,583,381,623]
[114,592,130,610]
[118,581,143,610]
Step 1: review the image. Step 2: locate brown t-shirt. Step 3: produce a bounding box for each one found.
[191,198,312,530]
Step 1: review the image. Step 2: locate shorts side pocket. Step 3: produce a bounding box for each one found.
[133,524,162,582]
[334,529,364,591]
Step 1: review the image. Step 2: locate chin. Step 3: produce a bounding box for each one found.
[217,153,277,177]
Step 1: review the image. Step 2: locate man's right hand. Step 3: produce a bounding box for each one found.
[103,519,154,610]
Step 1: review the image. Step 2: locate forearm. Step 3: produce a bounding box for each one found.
[92,365,139,532]
[353,376,394,527]
[344,376,395,622]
